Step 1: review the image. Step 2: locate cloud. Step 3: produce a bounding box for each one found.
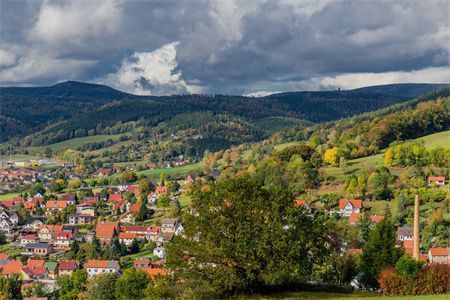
[0,49,16,67]
[30,0,122,46]
[101,42,204,95]
[0,0,448,93]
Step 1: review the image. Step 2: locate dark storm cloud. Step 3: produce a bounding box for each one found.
[0,0,448,94]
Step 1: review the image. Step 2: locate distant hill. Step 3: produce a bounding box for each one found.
[1,81,449,154]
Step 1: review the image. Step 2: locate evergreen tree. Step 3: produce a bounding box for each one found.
[360,207,402,288]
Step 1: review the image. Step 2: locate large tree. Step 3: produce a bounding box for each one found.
[166,174,327,296]
[360,208,402,288]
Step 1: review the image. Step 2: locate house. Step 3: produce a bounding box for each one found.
[76,203,95,215]
[95,221,119,244]
[69,214,94,225]
[0,218,13,235]
[126,185,140,196]
[184,174,194,184]
[339,199,362,217]
[22,242,53,256]
[83,197,99,206]
[134,258,151,269]
[119,212,135,224]
[84,260,120,277]
[138,267,167,278]
[370,215,384,223]
[155,185,168,195]
[38,225,62,241]
[54,231,73,248]
[121,225,161,241]
[98,168,110,178]
[109,193,123,202]
[175,224,184,236]
[21,265,48,280]
[428,248,450,264]
[294,200,312,213]
[147,194,158,206]
[45,200,68,213]
[153,244,166,259]
[58,260,79,276]
[428,176,446,186]
[129,203,142,214]
[118,232,137,246]
[348,213,364,224]
[44,261,58,279]
[117,184,130,192]
[20,235,40,246]
[0,260,23,276]
[397,226,414,241]
[60,194,76,204]
[161,218,178,233]
[23,217,46,230]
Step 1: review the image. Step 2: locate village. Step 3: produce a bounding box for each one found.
[0,158,448,296]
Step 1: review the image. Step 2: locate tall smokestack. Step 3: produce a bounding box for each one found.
[413,194,420,260]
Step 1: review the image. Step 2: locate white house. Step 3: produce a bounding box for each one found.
[153,244,166,259]
[339,199,362,217]
[84,260,120,277]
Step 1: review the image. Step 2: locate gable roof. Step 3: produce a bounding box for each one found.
[0,260,22,275]
[58,260,78,270]
[46,200,68,209]
[339,199,362,209]
[129,203,142,214]
[109,193,122,202]
[428,176,446,181]
[84,260,119,269]
[119,232,137,239]
[349,212,364,223]
[27,259,45,267]
[95,222,119,239]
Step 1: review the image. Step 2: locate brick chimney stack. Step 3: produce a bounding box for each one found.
[413,194,420,260]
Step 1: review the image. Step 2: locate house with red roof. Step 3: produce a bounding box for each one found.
[54,231,73,248]
[84,196,99,206]
[58,260,79,276]
[339,199,362,217]
[428,176,446,186]
[129,203,142,214]
[0,260,23,276]
[397,226,413,241]
[20,235,39,246]
[118,232,137,246]
[126,185,140,196]
[95,221,119,244]
[84,260,120,277]
[22,265,48,280]
[428,248,450,264]
[45,200,68,213]
[109,193,123,202]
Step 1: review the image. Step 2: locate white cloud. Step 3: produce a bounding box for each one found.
[101,42,204,95]
[0,49,16,67]
[0,50,95,85]
[30,0,121,46]
[243,67,450,95]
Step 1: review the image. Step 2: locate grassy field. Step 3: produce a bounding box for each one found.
[245,291,450,299]
[321,130,450,183]
[137,163,202,179]
[30,134,124,152]
[418,130,450,149]
[0,154,42,162]
[0,193,19,201]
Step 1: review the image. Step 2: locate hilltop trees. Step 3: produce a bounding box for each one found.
[166,173,328,296]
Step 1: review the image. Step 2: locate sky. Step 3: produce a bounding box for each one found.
[0,0,448,96]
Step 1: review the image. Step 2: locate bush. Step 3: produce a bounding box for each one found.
[379,264,450,296]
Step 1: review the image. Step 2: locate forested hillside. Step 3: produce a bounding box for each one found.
[2,82,448,145]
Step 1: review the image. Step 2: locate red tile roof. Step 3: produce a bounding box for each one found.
[370,215,384,223]
[95,222,119,239]
[349,212,363,223]
[27,259,45,267]
[84,260,119,269]
[339,199,362,209]
[109,193,122,202]
[129,203,142,214]
[0,260,23,275]
[428,176,446,181]
[46,200,68,209]
[58,260,78,271]
[138,267,167,277]
[429,248,450,256]
[119,232,137,239]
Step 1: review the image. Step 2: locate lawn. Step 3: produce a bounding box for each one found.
[245,291,450,299]
[0,193,20,201]
[178,194,192,208]
[137,163,202,179]
[418,130,450,149]
[30,134,124,152]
